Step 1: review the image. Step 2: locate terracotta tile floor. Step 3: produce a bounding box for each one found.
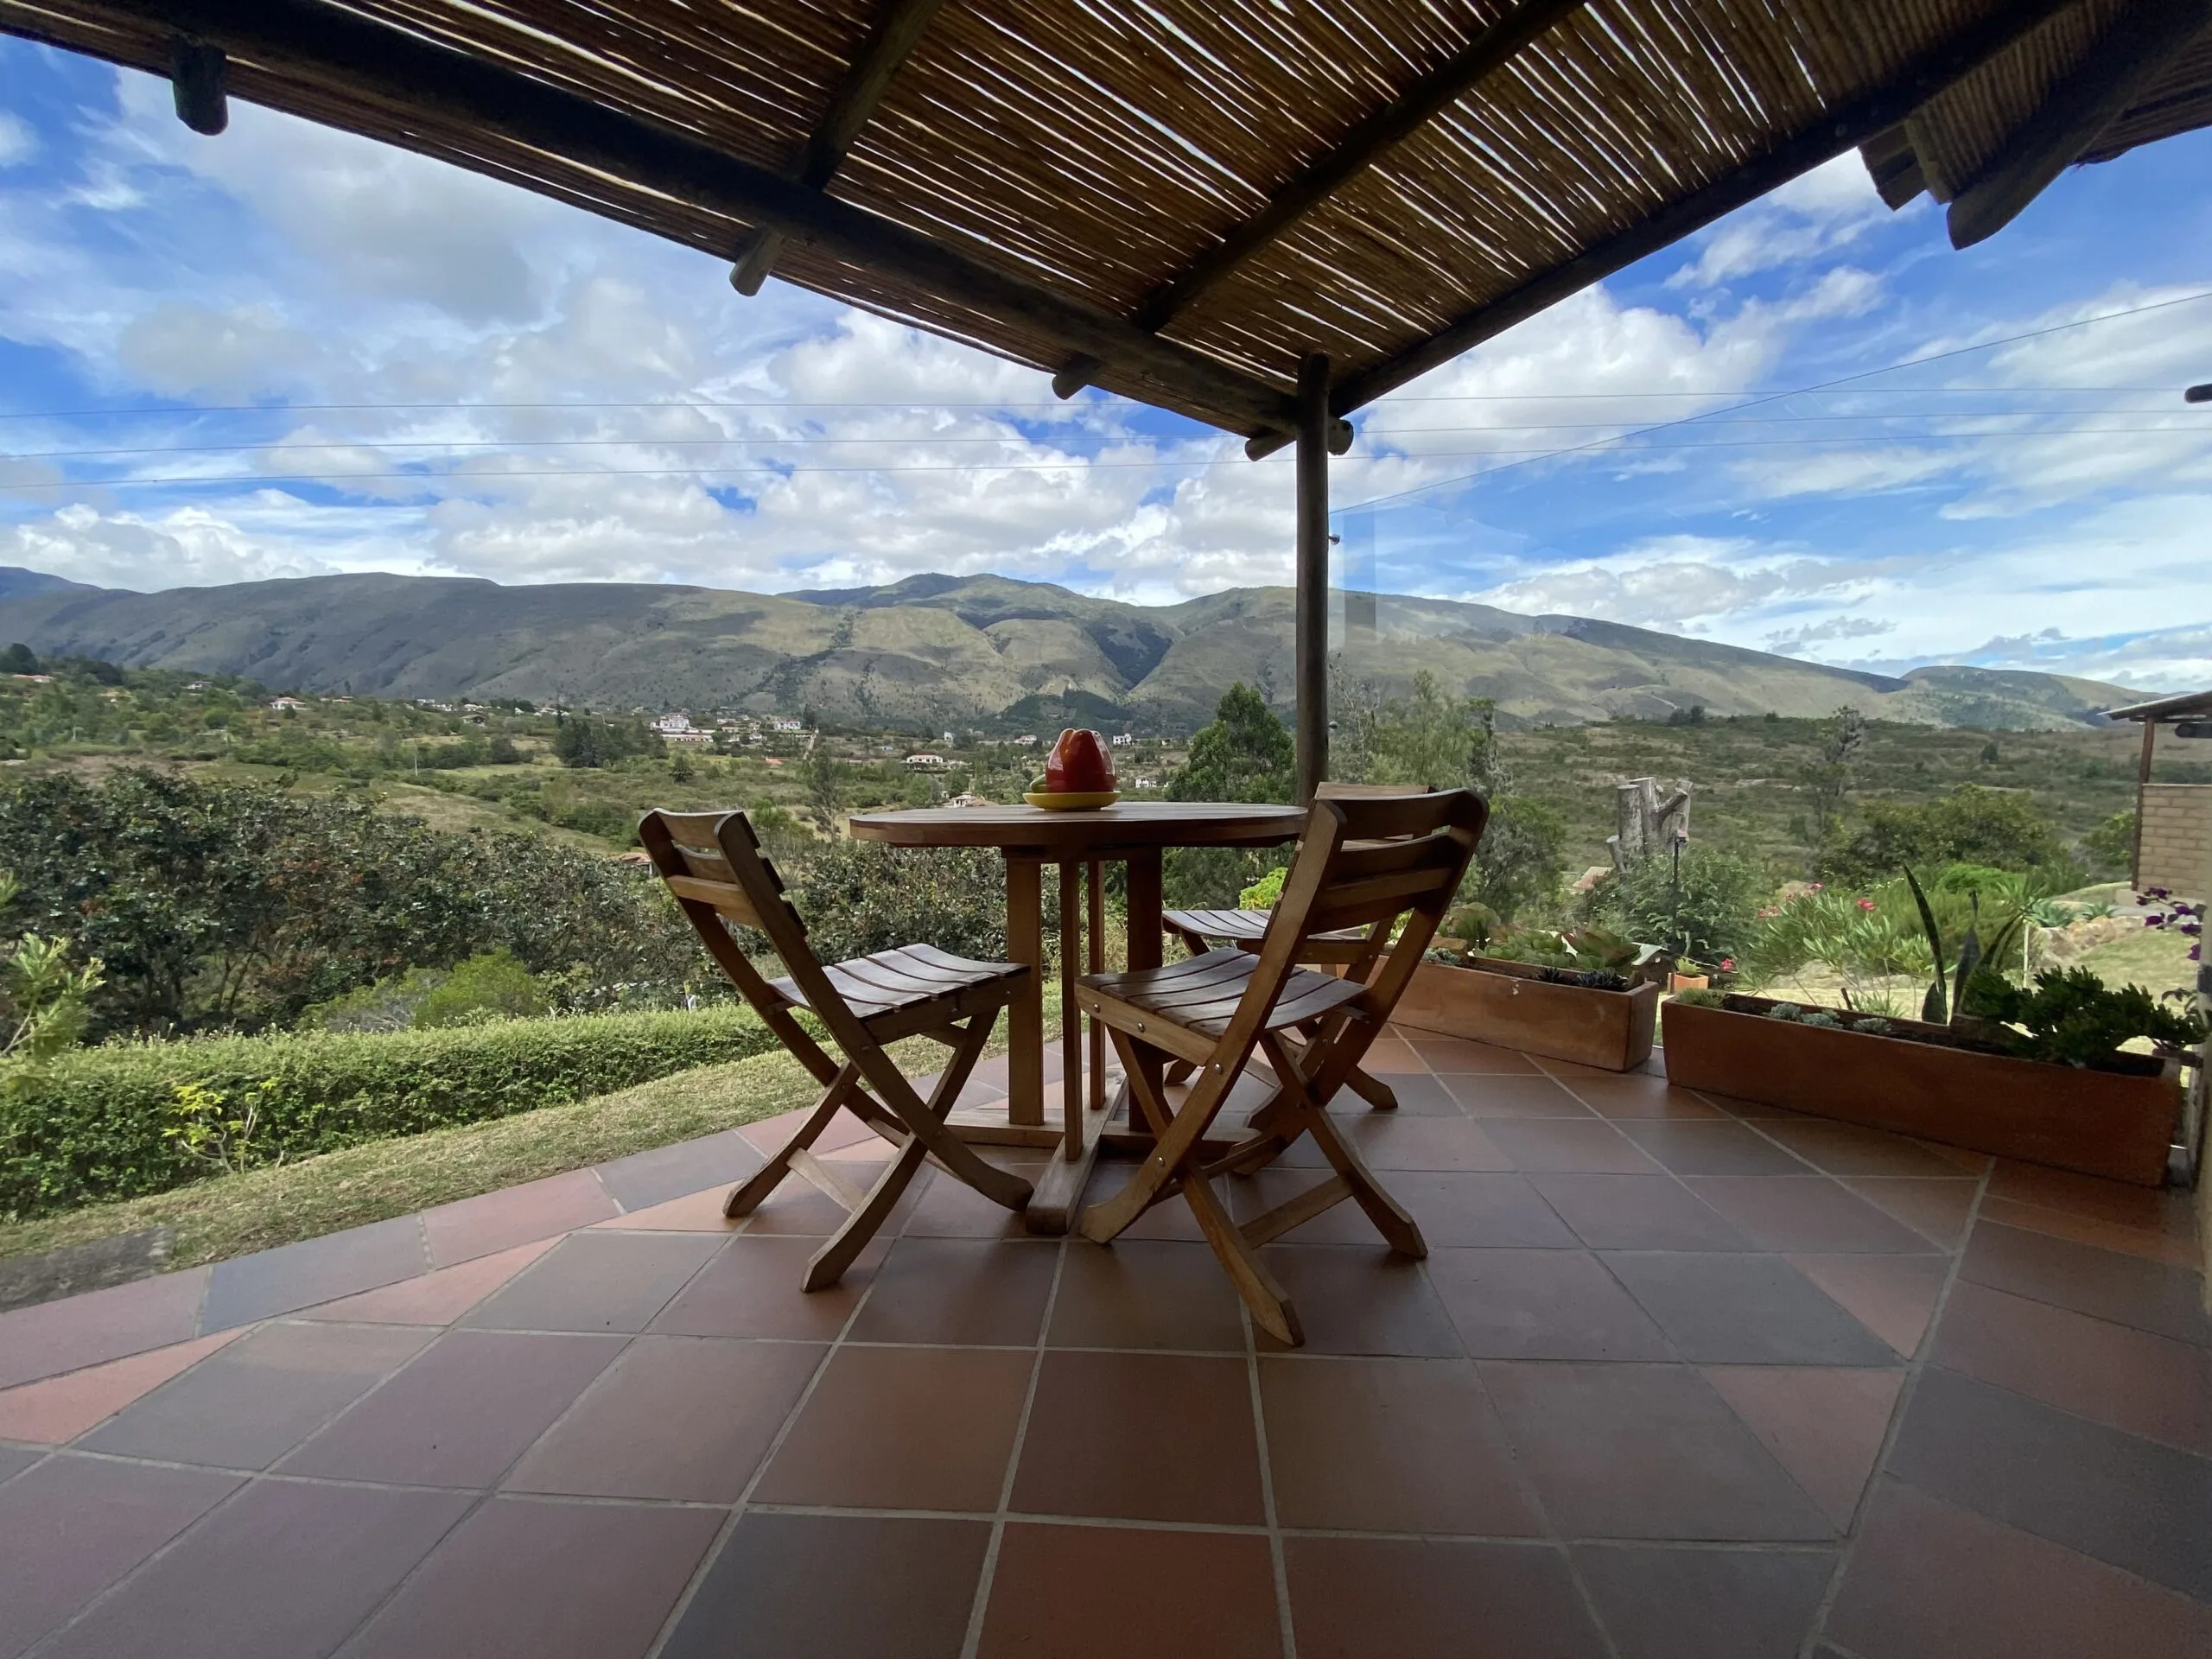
[1,1030,2206,1658]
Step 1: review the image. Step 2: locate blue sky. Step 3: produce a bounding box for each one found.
[2,36,2209,689]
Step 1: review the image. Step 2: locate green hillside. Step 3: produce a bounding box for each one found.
[0,568,2136,734]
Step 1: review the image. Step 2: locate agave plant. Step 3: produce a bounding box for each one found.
[1903,867,2023,1027]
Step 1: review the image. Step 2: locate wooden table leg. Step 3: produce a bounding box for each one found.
[1059,858,1082,1155]
[1005,855,1044,1128]
[1087,861,1105,1114]
[1126,847,1166,1121]
[1026,855,1117,1235]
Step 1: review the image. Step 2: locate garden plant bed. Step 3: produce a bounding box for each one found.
[1395,957,1660,1072]
[1661,993,2183,1186]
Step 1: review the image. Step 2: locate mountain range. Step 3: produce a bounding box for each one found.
[0,567,2133,733]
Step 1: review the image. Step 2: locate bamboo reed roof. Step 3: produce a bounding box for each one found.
[4,0,2207,442]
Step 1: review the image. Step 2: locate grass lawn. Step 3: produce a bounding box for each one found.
[0,1014,1027,1278]
[2078,924,2200,1001]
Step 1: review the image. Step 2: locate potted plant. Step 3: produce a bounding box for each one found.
[1394,906,1663,1071]
[1662,885,2205,1185]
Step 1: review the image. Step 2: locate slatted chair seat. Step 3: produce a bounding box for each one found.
[645,809,1033,1293]
[1075,788,1487,1346]
[1080,949,1367,1045]
[766,943,1024,1035]
[1162,907,1369,961]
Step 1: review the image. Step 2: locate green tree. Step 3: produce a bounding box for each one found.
[0,644,39,676]
[1464,797,1568,921]
[805,742,843,834]
[1818,785,2069,887]
[1168,683,1294,804]
[1587,846,1767,964]
[2080,809,2135,879]
[1799,705,1864,844]
[0,872,103,1087]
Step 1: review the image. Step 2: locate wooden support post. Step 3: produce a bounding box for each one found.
[1294,353,1331,804]
[1087,860,1105,1116]
[169,37,226,133]
[2133,719,2158,889]
[1060,858,1083,1156]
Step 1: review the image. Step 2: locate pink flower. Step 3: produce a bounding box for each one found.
[1719,958,1735,971]
[1857,897,1877,912]
[1808,883,1823,892]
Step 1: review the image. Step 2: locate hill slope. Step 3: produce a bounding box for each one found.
[0,568,2132,732]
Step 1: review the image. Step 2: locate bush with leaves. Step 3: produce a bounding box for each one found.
[0,872,103,1090]
[1169,683,1295,804]
[0,1004,777,1217]
[779,840,1014,966]
[0,769,702,1037]
[1585,846,1767,966]
[1963,965,2206,1071]
[302,948,551,1033]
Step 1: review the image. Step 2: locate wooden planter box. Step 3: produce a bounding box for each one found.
[1395,958,1660,1072]
[1661,995,2183,1186]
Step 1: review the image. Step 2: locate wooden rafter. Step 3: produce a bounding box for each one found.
[30,0,1299,439]
[1947,0,2212,250]
[728,0,946,295]
[1327,0,2087,419]
[1052,0,1591,401]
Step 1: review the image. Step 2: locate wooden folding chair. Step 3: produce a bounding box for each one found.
[1075,789,1487,1345]
[1160,785,1435,1114]
[641,810,1033,1290]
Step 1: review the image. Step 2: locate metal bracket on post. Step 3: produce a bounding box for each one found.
[1294,353,1331,804]
[170,38,229,136]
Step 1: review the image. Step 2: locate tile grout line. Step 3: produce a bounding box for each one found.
[957,1232,1069,1659]
[1243,1300,1300,1659]
[1794,1154,1996,1658]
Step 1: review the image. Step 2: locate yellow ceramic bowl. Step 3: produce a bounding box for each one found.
[1023,790,1120,810]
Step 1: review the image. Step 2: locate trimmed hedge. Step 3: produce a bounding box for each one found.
[2,1006,778,1219]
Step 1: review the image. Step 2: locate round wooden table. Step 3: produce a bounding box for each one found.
[847,800,1306,1232]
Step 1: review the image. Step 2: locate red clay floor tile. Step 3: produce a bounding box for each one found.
[1530,1173,1752,1251]
[1329,1114,1513,1172]
[1047,1239,1248,1351]
[1286,1536,1607,1659]
[0,1268,209,1392]
[0,1455,240,1659]
[1614,1119,1816,1177]
[1683,1176,1940,1254]
[658,1511,989,1659]
[1754,1117,1973,1179]
[1433,1073,1597,1117]
[1931,1279,2212,1454]
[1827,1480,2212,1659]
[1571,1543,1834,1659]
[279,1328,623,1487]
[1842,1177,1980,1249]
[298,1236,556,1325]
[647,1233,871,1340]
[1986,1159,2199,1239]
[845,1236,1058,1346]
[900,1160,1050,1237]
[591,1128,764,1213]
[1559,1073,1727,1120]
[1605,1253,1897,1366]
[79,1319,436,1469]
[1012,1349,1262,1524]
[978,1523,1281,1659]
[421,1168,618,1266]
[460,1230,722,1333]
[1785,1254,1948,1359]
[36,1476,472,1659]
[1483,1116,1666,1174]
[1885,1363,2212,1600]
[1259,1355,1541,1535]
[505,1335,822,1502]
[1404,1033,1540,1072]
[1425,1247,1674,1361]
[1703,1364,1904,1529]
[1979,1196,2203,1268]
[199,1217,425,1331]
[752,1344,1031,1511]
[343,1495,720,1659]
[1479,1361,1836,1541]
[1958,1222,2210,1344]
[0,1329,244,1446]
[1252,1245,1464,1357]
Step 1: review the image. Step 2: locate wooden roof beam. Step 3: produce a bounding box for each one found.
[1321,0,2089,426]
[728,0,946,295]
[1052,0,1592,402]
[1947,0,2212,250]
[50,0,1298,440]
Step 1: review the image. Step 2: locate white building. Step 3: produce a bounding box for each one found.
[1013,734,1038,747]
[651,713,695,734]
[771,717,804,733]
[905,753,950,770]
[663,729,715,747]
[1111,733,1134,747]
[268,696,307,711]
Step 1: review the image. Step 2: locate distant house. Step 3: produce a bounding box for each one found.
[269,696,307,711]
[651,713,695,734]
[905,753,950,770]
[1013,734,1037,747]
[664,729,715,747]
[185,680,212,691]
[771,717,804,733]
[1111,733,1134,747]
[946,792,991,809]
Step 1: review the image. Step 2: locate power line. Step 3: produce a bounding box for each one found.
[1333,287,2212,516]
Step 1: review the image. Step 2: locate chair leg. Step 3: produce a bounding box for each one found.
[804,1133,930,1291]
[1258,1033,1426,1258]
[1080,1031,1191,1243]
[1179,1160,1303,1346]
[724,1062,866,1218]
[862,1015,1033,1212]
[1344,1065,1399,1111]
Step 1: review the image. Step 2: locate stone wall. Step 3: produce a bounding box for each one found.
[2136,783,2212,899]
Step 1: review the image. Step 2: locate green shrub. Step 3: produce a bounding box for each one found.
[1818,785,2072,888]
[303,948,552,1033]
[1584,848,1767,965]
[782,841,1012,965]
[0,1004,777,1217]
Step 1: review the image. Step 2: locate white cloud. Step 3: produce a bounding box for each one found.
[0,111,35,168]
[1668,154,1895,288]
